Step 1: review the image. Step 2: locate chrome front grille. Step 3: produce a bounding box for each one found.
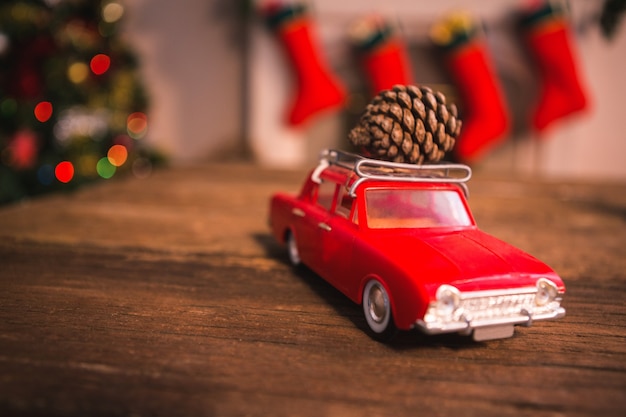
[459,291,537,322]
[417,282,565,336]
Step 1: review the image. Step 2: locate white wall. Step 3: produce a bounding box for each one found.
[541,2,626,179]
[122,0,244,162]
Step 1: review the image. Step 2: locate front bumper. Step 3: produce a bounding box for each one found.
[414,285,566,336]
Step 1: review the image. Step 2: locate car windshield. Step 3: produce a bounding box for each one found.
[365,188,472,229]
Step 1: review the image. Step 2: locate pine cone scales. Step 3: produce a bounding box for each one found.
[348,85,462,164]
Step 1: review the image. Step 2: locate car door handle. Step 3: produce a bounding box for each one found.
[292,208,305,217]
[318,222,331,232]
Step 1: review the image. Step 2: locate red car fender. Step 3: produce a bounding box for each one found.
[358,273,397,320]
[357,270,429,331]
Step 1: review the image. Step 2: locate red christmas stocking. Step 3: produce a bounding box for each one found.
[521,2,588,133]
[262,3,346,126]
[432,13,510,162]
[350,16,413,95]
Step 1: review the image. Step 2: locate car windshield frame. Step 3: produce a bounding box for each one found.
[364,187,473,229]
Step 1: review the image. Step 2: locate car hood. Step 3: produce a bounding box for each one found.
[367,228,556,293]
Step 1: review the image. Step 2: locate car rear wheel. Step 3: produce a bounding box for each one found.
[286,231,301,267]
[362,279,398,342]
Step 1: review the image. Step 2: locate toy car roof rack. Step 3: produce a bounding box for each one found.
[316,149,472,197]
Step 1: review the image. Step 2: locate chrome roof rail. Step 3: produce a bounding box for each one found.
[319,149,472,197]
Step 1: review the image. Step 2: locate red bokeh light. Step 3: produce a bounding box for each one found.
[113,134,134,149]
[90,54,111,75]
[55,161,74,183]
[7,130,38,170]
[127,112,148,138]
[34,101,53,122]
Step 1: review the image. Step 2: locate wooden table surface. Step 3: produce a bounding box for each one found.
[1,163,625,417]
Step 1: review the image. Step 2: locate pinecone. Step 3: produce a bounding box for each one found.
[348,84,462,164]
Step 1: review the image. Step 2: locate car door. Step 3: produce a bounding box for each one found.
[295,179,337,275]
[318,185,358,294]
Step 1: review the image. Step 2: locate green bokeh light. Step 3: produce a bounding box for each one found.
[96,157,116,179]
[1,98,17,116]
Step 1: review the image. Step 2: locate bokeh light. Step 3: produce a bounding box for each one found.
[67,62,89,84]
[34,101,53,122]
[37,164,55,185]
[127,112,147,139]
[6,130,38,169]
[53,107,110,145]
[107,144,127,166]
[102,2,124,23]
[55,161,74,183]
[90,54,111,75]
[96,157,116,179]
[77,153,99,177]
[10,2,45,23]
[1,98,17,116]
[132,157,152,179]
[113,133,134,149]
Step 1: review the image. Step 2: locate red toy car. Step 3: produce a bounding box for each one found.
[269,150,566,342]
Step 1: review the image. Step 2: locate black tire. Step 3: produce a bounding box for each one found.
[286,231,301,267]
[362,279,398,342]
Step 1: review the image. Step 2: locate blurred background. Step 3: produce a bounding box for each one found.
[1,0,625,204]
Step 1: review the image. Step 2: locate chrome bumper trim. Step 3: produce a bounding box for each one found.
[415,307,566,335]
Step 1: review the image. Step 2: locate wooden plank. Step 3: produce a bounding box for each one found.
[1,164,625,416]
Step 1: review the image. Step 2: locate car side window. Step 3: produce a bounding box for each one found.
[335,186,354,220]
[316,180,336,211]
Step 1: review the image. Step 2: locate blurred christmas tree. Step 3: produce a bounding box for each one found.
[0,0,160,204]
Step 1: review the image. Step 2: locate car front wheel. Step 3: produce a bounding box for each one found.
[286,231,301,267]
[363,279,398,342]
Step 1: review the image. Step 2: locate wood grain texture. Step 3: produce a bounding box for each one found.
[1,163,625,417]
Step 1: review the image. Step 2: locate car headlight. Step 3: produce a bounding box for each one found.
[535,278,558,306]
[436,285,461,316]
